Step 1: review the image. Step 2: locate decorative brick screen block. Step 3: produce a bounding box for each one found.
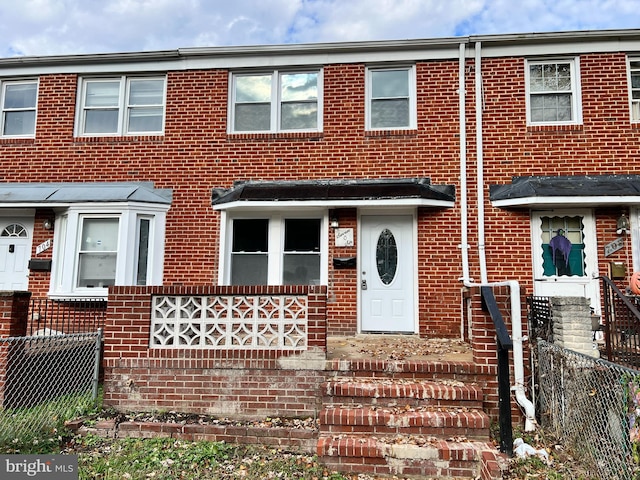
[150,294,308,349]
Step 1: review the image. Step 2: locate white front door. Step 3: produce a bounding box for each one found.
[531,209,600,313]
[0,218,33,290]
[360,214,416,332]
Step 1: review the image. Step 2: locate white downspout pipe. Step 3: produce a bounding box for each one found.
[459,41,536,431]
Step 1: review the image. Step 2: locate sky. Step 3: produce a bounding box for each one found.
[0,0,639,57]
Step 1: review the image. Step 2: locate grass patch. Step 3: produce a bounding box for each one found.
[7,434,350,479]
[0,388,102,449]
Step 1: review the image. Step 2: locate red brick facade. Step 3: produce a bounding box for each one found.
[1,30,639,337]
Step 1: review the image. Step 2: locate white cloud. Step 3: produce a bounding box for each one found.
[0,0,638,57]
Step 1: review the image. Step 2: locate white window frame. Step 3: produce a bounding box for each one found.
[220,211,328,286]
[525,58,582,126]
[629,57,640,122]
[75,75,166,137]
[49,204,167,299]
[0,79,38,138]
[365,65,417,131]
[228,69,323,134]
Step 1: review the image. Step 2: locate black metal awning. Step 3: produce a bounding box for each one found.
[489,175,640,207]
[212,178,455,210]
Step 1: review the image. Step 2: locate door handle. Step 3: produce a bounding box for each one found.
[361,279,368,290]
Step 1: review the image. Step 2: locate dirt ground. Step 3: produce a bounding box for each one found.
[326,334,473,362]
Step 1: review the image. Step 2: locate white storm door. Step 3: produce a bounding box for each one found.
[0,220,33,290]
[531,210,600,313]
[360,215,415,332]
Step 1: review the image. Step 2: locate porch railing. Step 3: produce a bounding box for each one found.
[480,286,513,456]
[599,275,640,369]
[28,298,107,336]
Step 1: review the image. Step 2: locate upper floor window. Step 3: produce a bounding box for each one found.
[1,79,38,137]
[366,66,416,130]
[230,70,321,133]
[526,59,581,125]
[76,76,166,136]
[630,60,640,122]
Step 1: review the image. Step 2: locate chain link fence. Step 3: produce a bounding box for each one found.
[0,330,102,443]
[537,340,640,479]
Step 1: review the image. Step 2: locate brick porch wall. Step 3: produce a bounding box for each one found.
[102,285,329,419]
[467,284,528,422]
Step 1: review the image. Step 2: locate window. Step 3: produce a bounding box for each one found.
[540,216,585,277]
[630,60,640,121]
[1,80,37,137]
[135,217,151,286]
[77,76,165,136]
[226,215,324,285]
[366,66,416,130]
[526,59,581,125]
[230,70,321,133]
[77,217,118,288]
[50,207,167,298]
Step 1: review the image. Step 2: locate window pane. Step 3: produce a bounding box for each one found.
[376,228,398,285]
[281,102,317,130]
[84,109,119,134]
[540,216,585,277]
[80,218,119,251]
[231,254,268,285]
[85,82,120,107]
[233,219,268,252]
[281,73,317,101]
[371,70,409,98]
[129,79,163,105]
[128,107,163,132]
[77,253,116,287]
[371,98,409,128]
[283,254,320,285]
[3,111,35,135]
[529,65,543,91]
[285,219,320,251]
[234,103,270,131]
[531,94,572,122]
[4,83,37,109]
[235,75,272,102]
[136,218,150,286]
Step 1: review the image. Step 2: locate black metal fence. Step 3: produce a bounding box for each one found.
[600,276,640,369]
[28,298,106,336]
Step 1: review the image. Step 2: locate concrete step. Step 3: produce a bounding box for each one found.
[317,435,504,479]
[323,378,484,409]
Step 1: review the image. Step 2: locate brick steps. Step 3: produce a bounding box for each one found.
[318,436,499,479]
[320,405,490,439]
[323,378,485,408]
[317,363,505,479]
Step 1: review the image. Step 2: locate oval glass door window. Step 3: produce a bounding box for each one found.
[376,228,397,285]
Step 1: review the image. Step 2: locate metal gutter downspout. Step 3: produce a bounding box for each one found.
[459,41,536,431]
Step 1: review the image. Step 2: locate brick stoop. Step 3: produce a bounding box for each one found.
[317,359,506,479]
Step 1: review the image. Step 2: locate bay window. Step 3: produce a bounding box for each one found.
[50,206,167,298]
